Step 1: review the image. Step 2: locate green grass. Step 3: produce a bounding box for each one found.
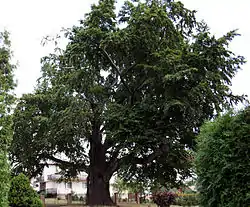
[45,198,198,207]
[65,204,198,207]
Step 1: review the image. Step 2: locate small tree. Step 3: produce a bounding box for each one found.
[195,108,250,207]
[112,178,128,198]
[8,173,42,207]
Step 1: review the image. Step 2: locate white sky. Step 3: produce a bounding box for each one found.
[0,0,249,101]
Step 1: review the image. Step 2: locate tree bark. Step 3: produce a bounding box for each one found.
[86,130,115,206]
[87,171,115,206]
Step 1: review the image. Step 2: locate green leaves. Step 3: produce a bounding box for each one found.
[11,0,246,197]
[0,31,16,207]
[8,174,43,207]
[0,152,10,207]
[195,108,250,207]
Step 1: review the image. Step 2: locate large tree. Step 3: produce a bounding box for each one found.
[0,31,16,207]
[11,0,245,205]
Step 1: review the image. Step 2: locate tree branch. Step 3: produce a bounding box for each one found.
[134,78,148,92]
[104,139,114,150]
[117,144,170,169]
[47,156,89,173]
[122,62,137,76]
[101,49,133,94]
[100,126,105,133]
[138,144,170,165]
[105,144,124,175]
[29,164,46,179]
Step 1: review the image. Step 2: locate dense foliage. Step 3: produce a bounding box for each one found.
[0,31,16,207]
[8,173,43,207]
[112,178,129,197]
[112,177,149,194]
[152,192,177,207]
[195,108,250,207]
[175,194,199,206]
[11,0,245,205]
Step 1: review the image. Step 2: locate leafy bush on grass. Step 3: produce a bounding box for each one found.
[152,191,177,207]
[8,173,43,207]
[175,194,199,206]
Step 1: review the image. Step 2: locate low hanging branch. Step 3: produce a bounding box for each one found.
[47,156,89,173]
[134,144,170,165]
[107,143,170,175]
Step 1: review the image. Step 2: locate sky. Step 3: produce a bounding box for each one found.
[0,0,249,101]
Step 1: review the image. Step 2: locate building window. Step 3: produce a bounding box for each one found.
[82,182,87,188]
[55,166,60,173]
[67,182,72,189]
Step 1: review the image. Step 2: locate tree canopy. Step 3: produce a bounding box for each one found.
[195,108,250,207]
[11,0,245,205]
[0,31,16,207]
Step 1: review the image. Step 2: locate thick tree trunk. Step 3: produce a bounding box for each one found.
[87,171,114,206]
[86,129,115,206]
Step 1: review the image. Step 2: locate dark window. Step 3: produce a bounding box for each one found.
[67,182,72,188]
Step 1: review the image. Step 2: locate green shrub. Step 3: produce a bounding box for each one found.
[8,173,43,207]
[72,193,79,201]
[79,196,85,202]
[0,152,10,207]
[175,194,199,206]
[152,192,177,207]
[195,108,250,207]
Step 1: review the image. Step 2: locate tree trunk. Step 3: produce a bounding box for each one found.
[86,131,115,206]
[87,171,115,206]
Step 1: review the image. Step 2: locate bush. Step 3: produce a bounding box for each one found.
[152,192,177,207]
[175,194,199,206]
[79,196,85,201]
[8,173,43,207]
[139,196,146,203]
[195,108,250,207]
[72,193,79,201]
[122,198,128,202]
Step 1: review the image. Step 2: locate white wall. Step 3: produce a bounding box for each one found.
[72,182,87,195]
[43,164,58,181]
[57,182,70,195]
[33,163,118,197]
[45,180,86,196]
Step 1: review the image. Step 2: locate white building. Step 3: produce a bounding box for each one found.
[31,163,117,199]
[32,163,87,199]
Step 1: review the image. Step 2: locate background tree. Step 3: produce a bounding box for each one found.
[11,0,245,205]
[9,173,42,207]
[112,178,128,198]
[195,108,250,207]
[0,31,16,207]
[112,177,149,198]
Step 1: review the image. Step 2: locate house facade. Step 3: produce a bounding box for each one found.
[31,162,117,199]
[31,163,87,199]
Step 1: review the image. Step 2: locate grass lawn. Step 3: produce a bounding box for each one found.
[118,203,156,207]
[45,199,198,207]
[66,204,197,207]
